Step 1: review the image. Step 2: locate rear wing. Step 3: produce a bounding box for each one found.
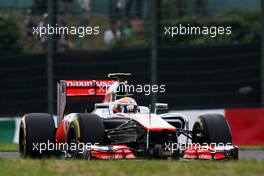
[57,80,116,125]
[65,80,116,96]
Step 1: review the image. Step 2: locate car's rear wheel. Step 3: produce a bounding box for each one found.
[192,114,232,145]
[66,113,106,158]
[19,113,56,158]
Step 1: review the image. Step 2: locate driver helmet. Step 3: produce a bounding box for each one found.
[113,97,138,113]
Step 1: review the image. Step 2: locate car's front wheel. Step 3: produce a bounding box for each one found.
[192,114,232,145]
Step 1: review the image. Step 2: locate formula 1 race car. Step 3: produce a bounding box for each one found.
[19,73,238,160]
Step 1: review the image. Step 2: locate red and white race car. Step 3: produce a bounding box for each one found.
[19,73,238,160]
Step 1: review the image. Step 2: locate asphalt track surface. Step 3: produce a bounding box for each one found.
[1,151,264,160]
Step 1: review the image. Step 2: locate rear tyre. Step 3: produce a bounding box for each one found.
[19,113,56,158]
[66,113,106,158]
[192,114,232,145]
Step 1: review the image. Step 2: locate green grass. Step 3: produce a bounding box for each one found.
[0,158,263,176]
[239,145,264,151]
[0,143,18,152]
[0,142,263,175]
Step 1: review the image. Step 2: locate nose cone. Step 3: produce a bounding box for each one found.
[129,114,176,132]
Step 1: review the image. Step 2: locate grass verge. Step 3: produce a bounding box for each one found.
[0,158,264,176]
[0,143,18,152]
[239,145,264,151]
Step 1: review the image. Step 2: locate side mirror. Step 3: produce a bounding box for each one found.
[138,106,150,114]
[95,103,109,109]
[95,103,111,116]
[154,103,168,114]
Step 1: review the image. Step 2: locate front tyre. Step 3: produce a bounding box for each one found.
[192,114,232,145]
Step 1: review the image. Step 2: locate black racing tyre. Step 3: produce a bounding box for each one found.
[192,114,232,145]
[19,113,56,158]
[66,113,106,158]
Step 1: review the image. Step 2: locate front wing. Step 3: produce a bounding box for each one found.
[85,144,238,160]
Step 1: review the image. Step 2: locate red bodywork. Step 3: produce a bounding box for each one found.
[90,145,136,159]
[65,80,116,96]
[183,144,239,160]
[55,122,67,143]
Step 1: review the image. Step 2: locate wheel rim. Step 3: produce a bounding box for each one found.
[192,120,205,144]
